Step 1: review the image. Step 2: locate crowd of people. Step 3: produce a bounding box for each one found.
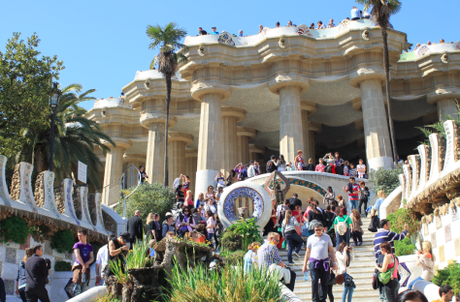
[196,6,373,38]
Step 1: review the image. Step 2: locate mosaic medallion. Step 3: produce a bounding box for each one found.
[5,247,16,263]
[223,187,264,223]
[436,216,442,229]
[217,32,235,47]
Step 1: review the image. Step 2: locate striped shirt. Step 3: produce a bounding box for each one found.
[257,241,282,268]
[373,228,408,261]
[347,183,360,201]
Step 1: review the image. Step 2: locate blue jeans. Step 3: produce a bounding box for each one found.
[408,276,423,289]
[342,284,354,302]
[350,200,358,210]
[336,228,350,248]
[207,233,215,248]
[285,231,303,262]
[309,261,329,302]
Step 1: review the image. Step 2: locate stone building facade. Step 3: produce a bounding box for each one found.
[86,19,460,204]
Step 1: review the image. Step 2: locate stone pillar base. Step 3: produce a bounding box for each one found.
[195,169,219,196]
[368,156,394,172]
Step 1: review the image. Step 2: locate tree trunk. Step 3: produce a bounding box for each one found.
[380,25,398,166]
[164,75,172,186]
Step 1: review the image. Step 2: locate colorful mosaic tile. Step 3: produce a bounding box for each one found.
[4,279,14,295]
[20,235,31,250]
[436,216,442,229]
[431,232,437,249]
[287,178,327,195]
[439,245,445,263]
[5,247,16,263]
[423,224,429,236]
[445,224,452,242]
[455,237,460,257]
[223,187,264,223]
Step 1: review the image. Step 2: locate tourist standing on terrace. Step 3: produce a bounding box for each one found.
[277,155,286,171]
[294,150,304,171]
[328,19,336,28]
[258,232,297,291]
[210,27,219,35]
[25,244,50,302]
[356,159,366,178]
[304,158,315,171]
[351,6,360,20]
[247,161,256,178]
[275,22,280,28]
[317,21,326,29]
[139,165,148,183]
[127,210,143,248]
[198,27,207,35]
[72,229,94,296]
[302,221,338,302]
[258,25,264,33]
[316,158,326,172]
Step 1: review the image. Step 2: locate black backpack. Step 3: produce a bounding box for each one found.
[278,205,287,224]
[266,161,276,173]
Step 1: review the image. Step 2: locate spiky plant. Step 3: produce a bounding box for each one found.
[146,22,188,186]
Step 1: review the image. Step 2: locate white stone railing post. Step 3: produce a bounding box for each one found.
[403,164,412,199]
[0,155,12,206]
[399,174,406,202]
[42,171,61,219]
[408,155,420,196]
[417,145,430,189]
[429,133,441,180]
[17,162,39,212]
[442,120,457,170]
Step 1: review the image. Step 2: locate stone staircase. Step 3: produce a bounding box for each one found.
[279,217,380,302]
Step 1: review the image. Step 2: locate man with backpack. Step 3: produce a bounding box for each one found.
[276,199,290,227]
[288,193,302,211]
[266,155,278,173]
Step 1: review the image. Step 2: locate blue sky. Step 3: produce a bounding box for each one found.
[1,0,458,110]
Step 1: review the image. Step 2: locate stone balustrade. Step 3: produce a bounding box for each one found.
[382,120,460,217]
[0,155,125,238]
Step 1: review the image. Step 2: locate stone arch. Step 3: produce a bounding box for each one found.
[285,177,328,209]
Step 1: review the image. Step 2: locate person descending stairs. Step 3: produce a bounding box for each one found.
[278,217,379,302]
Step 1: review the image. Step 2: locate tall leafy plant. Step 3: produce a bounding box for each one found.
[433,261,460,295]
[355,0,403,163]
[387,208,420,235]
[146,22,188,186]
[226,217,262,251]
[369,164,403,196]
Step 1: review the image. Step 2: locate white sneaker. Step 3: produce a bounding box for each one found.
[293,252,301,258]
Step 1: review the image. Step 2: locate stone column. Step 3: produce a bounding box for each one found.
[357,79,393,170]
[168,133,193,187]
[102,139,132,205]
[191,85,232,196]
[269,75,309,163]
[237,127,257,164]
[221,108,246,176]
[185,149,198,194]
[301,102,317,161]
[140,112,177,184]
[308,122,322,164]
[427,92,460,121]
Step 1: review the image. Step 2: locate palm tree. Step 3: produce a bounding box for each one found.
[146,22,188,186]
[356,0,401,165]
[18,84,115,191]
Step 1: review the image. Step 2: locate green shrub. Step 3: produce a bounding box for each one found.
[394,237,416,256]
[221,250,246,265]
[369,165,403,197]
[226,217,262,251]
[0,216,29,244]
[387,208,420,235]
[433,261,460,295]
[163,262,282,302]
[54,261,72,271]
[115,182,175,222]
[50,229,75,253]
[220,230,243,252]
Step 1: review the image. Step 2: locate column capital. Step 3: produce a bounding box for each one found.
[168,132,194,146]
[237,126,257,139]
[191,81,232,102]
[221,107,246,122]
[185,149,198,158]
[301,101,317,115]
[348,66,385,88]
[102,138,133,150]
[309,122,322,133]
[140,111,177,129]
[426,87,460,105]
[268,73,310,95]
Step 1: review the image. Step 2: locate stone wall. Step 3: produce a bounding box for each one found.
[34,171,45,208]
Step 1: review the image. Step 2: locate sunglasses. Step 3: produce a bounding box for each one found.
[314,228,323,232]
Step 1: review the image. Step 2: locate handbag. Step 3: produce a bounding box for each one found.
[378,256,399,285]
[301,222,310,237]
[368,216,379,232]
[328,271,337,285]
[372,269,381,289]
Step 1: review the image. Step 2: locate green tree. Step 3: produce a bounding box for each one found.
[355,0,402,163]
[146,22,188,186]
[115,182,175,222]
[369,164,403,196]
[0,32,64,161]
